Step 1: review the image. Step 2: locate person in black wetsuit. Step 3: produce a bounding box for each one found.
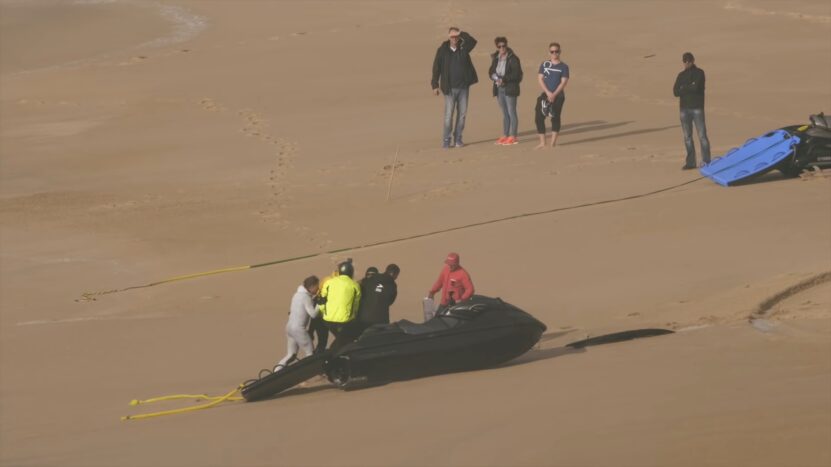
[357,264,400,328]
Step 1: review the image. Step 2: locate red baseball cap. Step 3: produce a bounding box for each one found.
[445,252,460,266]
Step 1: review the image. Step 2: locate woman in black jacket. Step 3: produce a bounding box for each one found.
[488,36,523,145]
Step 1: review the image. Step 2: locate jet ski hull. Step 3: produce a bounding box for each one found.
[241,296,546,400]
[325,296,546,389]
[777,115,831,176]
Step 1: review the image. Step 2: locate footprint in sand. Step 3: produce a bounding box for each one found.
[437,4,468,25]
[117,55,149,66]
[199,98,221,112]
[377,161,405,178]
[410,180,475,202]
[594,80,620,98]
[199,99,330,246]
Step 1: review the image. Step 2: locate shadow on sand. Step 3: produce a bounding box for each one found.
[726,170,793,187]
[465,121,676,148]
[559,124,678,146]
[465,120,625,146]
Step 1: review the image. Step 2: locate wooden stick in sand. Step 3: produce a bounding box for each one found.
[386,145,399,202]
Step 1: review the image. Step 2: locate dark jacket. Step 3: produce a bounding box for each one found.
[488,47,523,97]
[673,65,706,109]
[357,273,398,325]
[431,32,479,95]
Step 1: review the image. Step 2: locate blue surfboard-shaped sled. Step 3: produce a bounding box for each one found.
[700,129,801,186]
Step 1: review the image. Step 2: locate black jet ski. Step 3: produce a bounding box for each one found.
[778,112,831,176]
[700,112,831,186]
[241,295,546,402]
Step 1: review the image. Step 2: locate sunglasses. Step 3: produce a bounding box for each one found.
[497,44,507,48]
[550,49,560,54]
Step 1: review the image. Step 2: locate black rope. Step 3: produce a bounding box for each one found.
[85,175,706,298]
[251,176,706,268]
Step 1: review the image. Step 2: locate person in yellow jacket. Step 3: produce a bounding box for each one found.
[310,260,346,353]
[318,260,361,350]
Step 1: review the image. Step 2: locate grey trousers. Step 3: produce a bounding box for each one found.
[443,87,469,143]
[278,325,314,367]
[680,108,711,166]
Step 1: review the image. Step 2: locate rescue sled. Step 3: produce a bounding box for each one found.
[241,295,546,401]
[701,112,831,186]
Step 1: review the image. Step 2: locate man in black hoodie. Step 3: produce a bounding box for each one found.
[357,264,400,326]
[431,27,478,149]
[673,52,711,170]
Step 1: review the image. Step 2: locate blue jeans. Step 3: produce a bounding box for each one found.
[443,87,469,143]
[680,108,711,166]
[497,87,518,137]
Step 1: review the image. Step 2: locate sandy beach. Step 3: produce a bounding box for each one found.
[1,1,830,466]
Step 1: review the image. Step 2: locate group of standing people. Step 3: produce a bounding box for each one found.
[275,252,476,373]
[431,27,712,169]
[431,27,569,150]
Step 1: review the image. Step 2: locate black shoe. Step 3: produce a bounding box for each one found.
[682,164,697,170]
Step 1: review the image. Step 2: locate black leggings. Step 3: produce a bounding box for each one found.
[327,320,366,351]
[535,92,565,134]
[309,316,329,354]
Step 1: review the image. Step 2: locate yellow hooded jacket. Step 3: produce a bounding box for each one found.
[320,274,361,323]
[316,269,339,315]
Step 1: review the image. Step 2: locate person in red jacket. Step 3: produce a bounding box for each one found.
[428,252,474,310]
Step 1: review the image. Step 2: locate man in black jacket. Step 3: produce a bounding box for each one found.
[357,264,400,326]
[673,52,711,170]
[431,27,478,149]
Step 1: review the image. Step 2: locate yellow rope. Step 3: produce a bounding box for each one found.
[121,384,245,421]
[129,393,244,405]
[85,176,706,301]
[80,265,251,300]
[153,266,251,284]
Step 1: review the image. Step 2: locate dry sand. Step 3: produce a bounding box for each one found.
[1,1,830,466]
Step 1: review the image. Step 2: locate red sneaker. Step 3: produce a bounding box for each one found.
[495,136,508,145]
[505,136,518,145]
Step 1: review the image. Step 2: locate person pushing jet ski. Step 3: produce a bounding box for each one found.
[357,263,400,327]
[274,275,321,373]
[318,261,362,350]
[310,258,351,353]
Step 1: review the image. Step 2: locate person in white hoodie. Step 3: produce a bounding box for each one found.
[274,275,320,372]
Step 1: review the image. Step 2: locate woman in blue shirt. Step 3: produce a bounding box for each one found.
[535,42,569,149]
